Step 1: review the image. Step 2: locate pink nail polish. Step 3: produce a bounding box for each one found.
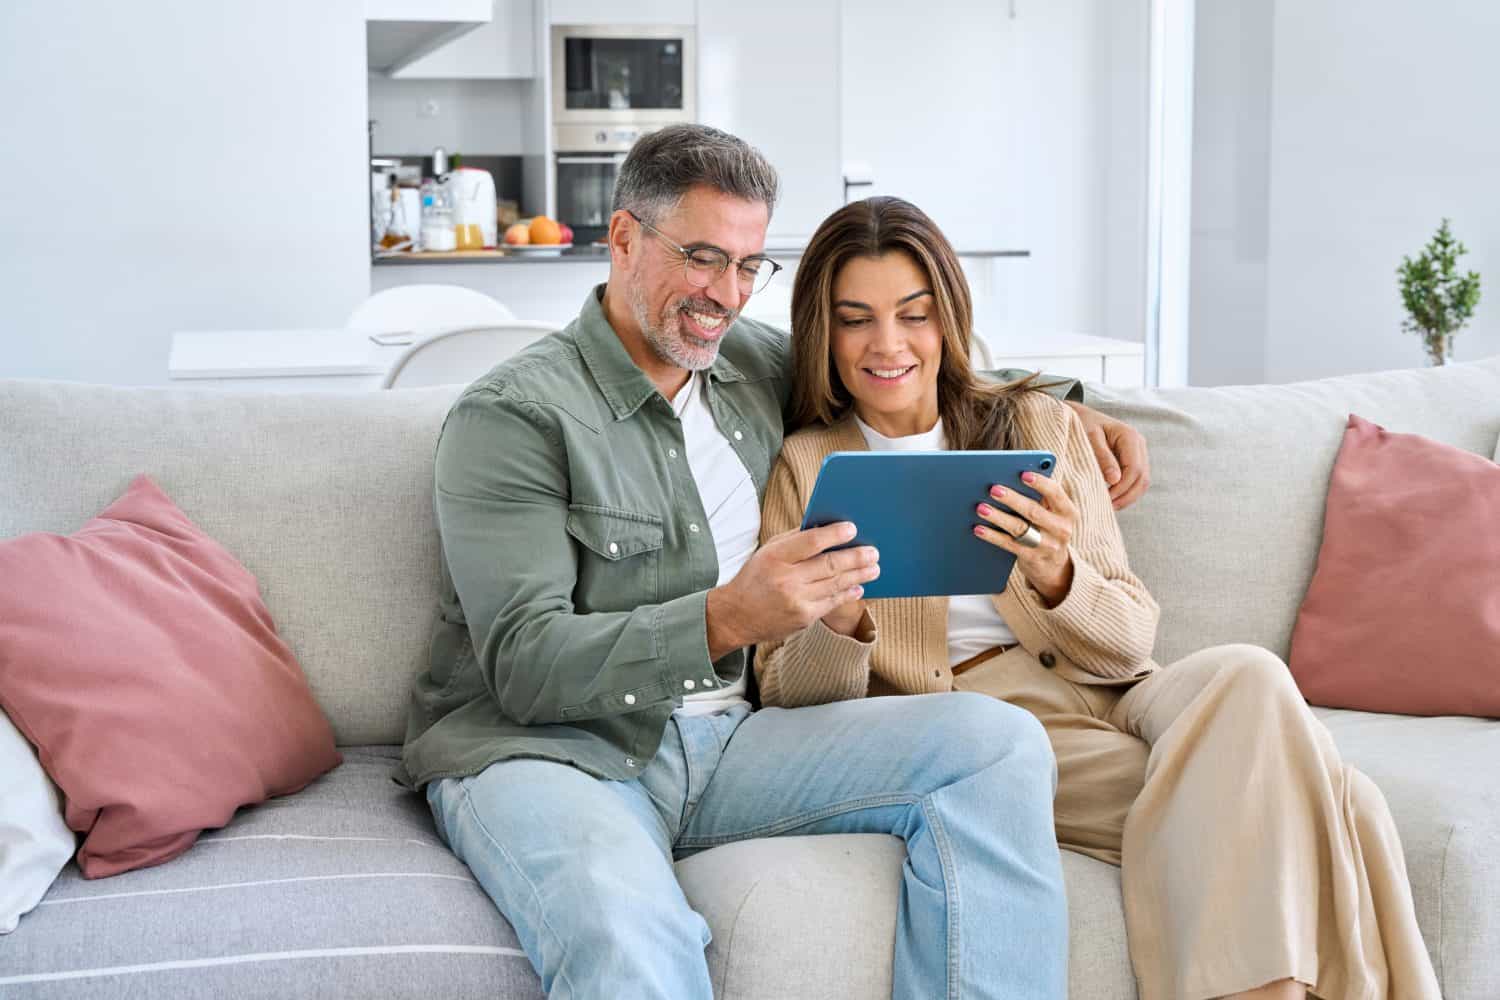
[1021,471,1035,483]
[990,486,1006,498]
[973,525,985,537]
[977,503,993,517]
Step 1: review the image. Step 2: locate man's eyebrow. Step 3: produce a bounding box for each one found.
[833,289,933,310]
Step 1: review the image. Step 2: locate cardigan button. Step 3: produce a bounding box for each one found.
[1039,652,1057,669]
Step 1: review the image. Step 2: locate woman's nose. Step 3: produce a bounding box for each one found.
[869,317,904,351]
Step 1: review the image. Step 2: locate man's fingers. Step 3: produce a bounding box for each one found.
[825,563,879,601]
[777,521,858,563]
[1110,468,1150,510]
[801,543,879,582]
[1088,425,1122,485]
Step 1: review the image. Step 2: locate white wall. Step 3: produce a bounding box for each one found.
[1187,0,1273,386]
[0,0,370,385]
[368,76,531,154]
[1191,0,1500,385]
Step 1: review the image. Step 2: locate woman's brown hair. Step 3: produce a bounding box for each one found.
[788,196,1048,450]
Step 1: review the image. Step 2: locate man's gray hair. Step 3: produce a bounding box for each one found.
[612,123,779,223]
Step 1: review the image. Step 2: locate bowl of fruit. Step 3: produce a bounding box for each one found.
[503,216,574,256]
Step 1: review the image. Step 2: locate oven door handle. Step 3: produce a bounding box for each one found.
[556,155,628,165]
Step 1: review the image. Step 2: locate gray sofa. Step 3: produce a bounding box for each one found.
[2,357,1498,999]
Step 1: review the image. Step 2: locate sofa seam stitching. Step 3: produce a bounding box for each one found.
[1436,821,1454,989]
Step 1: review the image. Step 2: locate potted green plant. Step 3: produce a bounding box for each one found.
[1397,218,1482,366]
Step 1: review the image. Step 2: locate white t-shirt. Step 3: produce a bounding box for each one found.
[855,416,1018,666]
[671,373,756,716]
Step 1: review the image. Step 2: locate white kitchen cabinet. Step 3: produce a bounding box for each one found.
[391,0,536,79]
[548,0,694,25]
[365,0,491,75]
[840,1,1022,252]
[696,0,842,243]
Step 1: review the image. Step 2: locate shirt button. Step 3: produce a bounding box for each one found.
[623,693,636,705]
[625,757,637,768]
[688,523,700,533]
[683,679,696,690]
[608,542,619,555]
[733,430,743,441]
[1039,652,1057,669]
[668,448,678,459]
[702,678,714,686]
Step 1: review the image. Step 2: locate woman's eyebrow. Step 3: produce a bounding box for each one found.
[833,289,932,310]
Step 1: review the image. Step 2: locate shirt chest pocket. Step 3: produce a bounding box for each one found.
[566,505,665,612]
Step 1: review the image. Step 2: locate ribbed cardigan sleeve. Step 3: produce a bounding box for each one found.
[752,446,877,708]
[997,396,1160,678]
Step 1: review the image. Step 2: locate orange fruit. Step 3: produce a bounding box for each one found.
[528,215,563,245]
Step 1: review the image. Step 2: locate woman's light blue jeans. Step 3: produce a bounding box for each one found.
[426,692,1066,999]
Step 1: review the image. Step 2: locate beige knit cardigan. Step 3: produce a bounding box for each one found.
[754,390,1162,708]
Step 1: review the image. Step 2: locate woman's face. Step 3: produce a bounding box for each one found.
[829,250,944,437]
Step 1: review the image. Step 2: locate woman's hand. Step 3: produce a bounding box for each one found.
[973,470,1077,607]
[822,598,867,638]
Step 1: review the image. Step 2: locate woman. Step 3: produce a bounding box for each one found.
[755,197,1439,1000]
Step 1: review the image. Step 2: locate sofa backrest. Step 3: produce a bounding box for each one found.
[1091,356,1500,666]
[3,358,1497,744]
[0,380,461,746]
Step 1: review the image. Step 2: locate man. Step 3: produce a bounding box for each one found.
[398,124,1148,999]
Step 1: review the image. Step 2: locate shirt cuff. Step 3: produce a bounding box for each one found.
[658,588,716,690]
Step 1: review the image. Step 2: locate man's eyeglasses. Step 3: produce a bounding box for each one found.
[627,210,783,296]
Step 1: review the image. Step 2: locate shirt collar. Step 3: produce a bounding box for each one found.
[574,284,749,422]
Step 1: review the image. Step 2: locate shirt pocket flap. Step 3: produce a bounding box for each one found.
[566,505,665,561]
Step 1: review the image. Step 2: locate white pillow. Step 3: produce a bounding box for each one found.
[0,709,75,933]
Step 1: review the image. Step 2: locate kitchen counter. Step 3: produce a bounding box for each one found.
[371,246,1031,266]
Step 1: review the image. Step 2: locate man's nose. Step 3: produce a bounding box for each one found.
[705,263,742,312]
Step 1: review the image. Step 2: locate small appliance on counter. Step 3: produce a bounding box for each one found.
[450,166,498,249]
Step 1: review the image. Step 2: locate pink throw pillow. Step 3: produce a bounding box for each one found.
[0,476,341,877]
[1288,415,1500,717]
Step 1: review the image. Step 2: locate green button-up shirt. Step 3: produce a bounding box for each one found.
[397,286,1077,787]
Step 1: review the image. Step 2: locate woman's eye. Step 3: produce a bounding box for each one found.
[902,314,929,324]
[837,315,869,327]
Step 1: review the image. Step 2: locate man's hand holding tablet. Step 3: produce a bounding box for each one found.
[705,522,881,661]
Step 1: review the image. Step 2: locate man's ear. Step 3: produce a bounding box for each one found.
[606,210,637,269]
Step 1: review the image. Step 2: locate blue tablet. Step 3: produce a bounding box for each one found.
[799,450,1056,599]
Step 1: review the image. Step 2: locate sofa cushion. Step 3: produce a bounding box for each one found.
[0,748,545,1000]
[0,710,74,934]
[0,475,342,878]
[1315,707,1500,1000]
[675,835,1136,1000]
[1088,357,1500,665]
[0,380,461,746]
[1289,416,1500,717]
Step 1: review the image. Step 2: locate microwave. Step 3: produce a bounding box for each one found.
[551,25,696,132]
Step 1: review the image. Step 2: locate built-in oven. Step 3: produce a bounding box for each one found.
[554,147,626,246]
[551,25,695,127]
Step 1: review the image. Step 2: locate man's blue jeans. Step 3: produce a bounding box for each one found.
[426,692,1067,999]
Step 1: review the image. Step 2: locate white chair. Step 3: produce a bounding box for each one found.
[347,284,514,336]
[380,321,561,389]
[970,332,996,369]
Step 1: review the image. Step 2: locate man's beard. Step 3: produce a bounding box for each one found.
[628,283,735,372]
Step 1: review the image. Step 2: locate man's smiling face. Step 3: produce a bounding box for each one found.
[624,185,771,371]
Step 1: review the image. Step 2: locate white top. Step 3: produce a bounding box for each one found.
[855,416,1018,666]
[672,373,756,716]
